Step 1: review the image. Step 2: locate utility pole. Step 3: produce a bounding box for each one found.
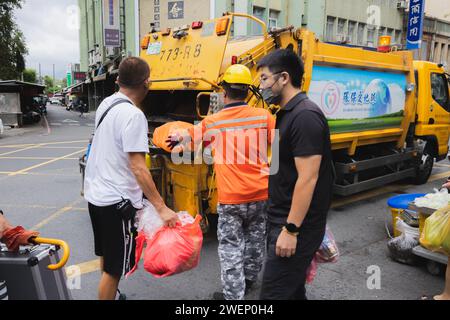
[53,64,55,94]
[38,63,42,85]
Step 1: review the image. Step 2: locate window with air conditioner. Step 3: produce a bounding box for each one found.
[348,21,356,43]
[326,16,335,42]
[357,23,365,45]
[252,6,265,35]
[269,10,279,29]
[367,25,375,47]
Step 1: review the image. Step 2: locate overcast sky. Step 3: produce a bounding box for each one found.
[14,0,80,80]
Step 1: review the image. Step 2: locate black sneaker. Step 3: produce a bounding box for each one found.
[116,289,127,300]
[212,292,225,300]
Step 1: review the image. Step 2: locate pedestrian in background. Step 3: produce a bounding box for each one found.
[257,49,334,300]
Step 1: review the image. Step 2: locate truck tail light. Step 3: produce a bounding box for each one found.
[216,18,229,36]
[231,56,238,65]
[141,35,150,50]
[192,21,203,29]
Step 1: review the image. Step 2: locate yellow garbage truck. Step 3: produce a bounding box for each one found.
[139,13,450,225]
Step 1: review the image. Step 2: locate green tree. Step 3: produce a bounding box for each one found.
[44,75,54,88]
[0,0,28,80]
[23,68,37,83]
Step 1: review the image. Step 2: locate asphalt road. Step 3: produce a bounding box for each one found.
[0,103,448,300]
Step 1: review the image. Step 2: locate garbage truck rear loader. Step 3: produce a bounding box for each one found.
[139,13,450,223]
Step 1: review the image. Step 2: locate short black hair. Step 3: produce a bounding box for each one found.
[118,57,150,89]
[257,49,304,88]
[222,81,248,101]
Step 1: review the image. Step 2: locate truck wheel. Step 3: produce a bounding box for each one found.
[413,149,434,185]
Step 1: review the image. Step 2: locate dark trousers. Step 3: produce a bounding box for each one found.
[260,222,325,300]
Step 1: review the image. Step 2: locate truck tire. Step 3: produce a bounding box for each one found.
[413,146,434,185]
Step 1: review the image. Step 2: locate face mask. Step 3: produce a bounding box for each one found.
[260,87,282,105]
[260,75,282,105]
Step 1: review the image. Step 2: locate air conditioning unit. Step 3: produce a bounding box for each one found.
[397,1,407,9]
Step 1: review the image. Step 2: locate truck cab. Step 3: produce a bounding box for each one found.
[413,61,450,183]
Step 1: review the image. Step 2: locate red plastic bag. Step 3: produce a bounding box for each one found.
[306,257,318,284]
[128,215,203,278]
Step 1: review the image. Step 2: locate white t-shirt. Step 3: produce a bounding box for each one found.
[84,92,149,208]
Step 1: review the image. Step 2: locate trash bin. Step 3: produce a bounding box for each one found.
[387,193,425,237]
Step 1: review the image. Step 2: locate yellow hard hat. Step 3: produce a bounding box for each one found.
[222,64,253,86]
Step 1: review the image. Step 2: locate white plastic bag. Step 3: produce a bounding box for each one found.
[414,188,450,210]
[136,200,163,240]
[136,200,195,240]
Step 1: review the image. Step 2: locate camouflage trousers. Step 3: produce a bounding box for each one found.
[217,201,267,300]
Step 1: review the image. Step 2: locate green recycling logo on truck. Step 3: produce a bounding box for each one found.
[309,66,407,133]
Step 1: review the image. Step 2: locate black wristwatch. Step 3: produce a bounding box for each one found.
[285,223,301,233]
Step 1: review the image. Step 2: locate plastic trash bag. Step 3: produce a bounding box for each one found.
[152,121,193,152]
[306,257,318,284]
[413,188,450,210]
[135,200,163,240]
[306,226,339,284]
[315,226,339,263]
[136,200,196,240]
[128,214,203,278]
[420,204,450,256]
[387,217,420,264]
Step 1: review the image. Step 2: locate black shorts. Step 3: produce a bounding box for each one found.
[88,202,137,278]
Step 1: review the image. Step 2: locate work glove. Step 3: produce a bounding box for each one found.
[1,226,40,252]
[165,132,182,150]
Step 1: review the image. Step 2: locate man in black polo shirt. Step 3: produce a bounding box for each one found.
[257,49,334,300]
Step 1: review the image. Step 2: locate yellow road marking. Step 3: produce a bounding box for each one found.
[0,172,80,177]
[435,163,450,168]
[68,259,101,276]
[0,157,78,160]
[0,171,28,175]
[0,146,84,149]
[428,170,450,182]
[31,199,85,231]
[8,148,86,176]
[0,144,42,157]
[0,140,88,148]
[0,203,88,212]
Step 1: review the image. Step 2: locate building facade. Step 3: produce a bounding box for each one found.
[322,0,405,47]
[78,0,140,109]
[417,0,450,66]
[78,0,450,110]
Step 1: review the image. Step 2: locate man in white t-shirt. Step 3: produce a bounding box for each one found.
[84,57,179,300]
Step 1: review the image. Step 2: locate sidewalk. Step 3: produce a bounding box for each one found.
[0,125,43,141]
